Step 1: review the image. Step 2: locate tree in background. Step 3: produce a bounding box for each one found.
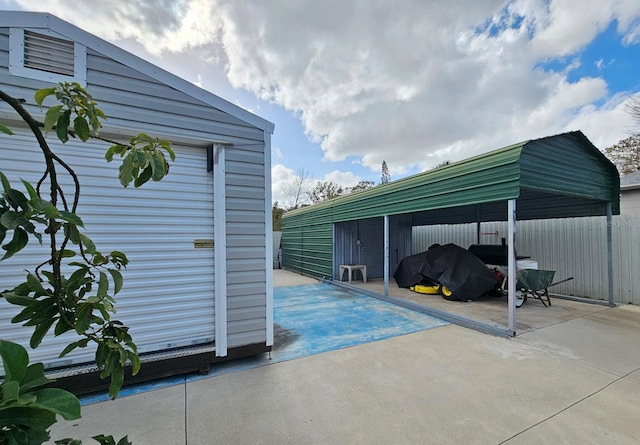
[604,96,640,174]
[280,167,312,210]
[380,160,390,184]
[628,95,640,128]
[348,180,375,194]
[308,181,344,203]
[272,202,285,231]
[604,133,640,174]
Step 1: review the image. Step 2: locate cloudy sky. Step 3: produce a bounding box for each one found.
[3,0,640,206]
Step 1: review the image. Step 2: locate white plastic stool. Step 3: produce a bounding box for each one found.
[339,265,367,284]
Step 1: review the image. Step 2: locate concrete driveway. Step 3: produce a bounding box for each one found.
[48,271,640,444]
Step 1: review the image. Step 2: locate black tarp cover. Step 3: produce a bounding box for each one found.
[393,243,499,301]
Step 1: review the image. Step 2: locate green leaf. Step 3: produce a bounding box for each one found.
[59,210,84,227]
[30,197,60,218]
[35,87,56,106]
[108,365,124,399]
[26,273,47,295]
[3,292,35,306]
[0,406,57,440]
[30,317,56,349]
[56,109,71,143]
[65,223,81,244]
[55,438,83,445]
[2,227,28,260]
[0,122,14,135]
[44,105,64,133]
[19,362,52,392]
[108,269,123,294]
[97,271,109,298]
[127,350,141,376]
[75,304,93,334]
[2,380,21,402]
[80,234,96,254]
[117,436,133,445]
[58,248,76,259]
[59,339,89,358]
[105,145,118,162]
[1,171,11,193]
[118,155,134,187]
[20,179,39,200]
[151,152,167,181]
[107,144,127,161]
[134,164,152,188]
[0,210,24,229]
[0,340,29,382]
[7,188,29,209]
[73,115,91,141]
[91,435,117,445]
[130,148,147,167]
[31,388,81,420]
[54,316,73,336]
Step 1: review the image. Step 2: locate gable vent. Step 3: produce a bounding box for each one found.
[23,30,75,76]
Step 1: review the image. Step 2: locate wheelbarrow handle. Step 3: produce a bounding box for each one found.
[549,276,574,287]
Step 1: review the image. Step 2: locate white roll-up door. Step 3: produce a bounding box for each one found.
[1,130,215,370]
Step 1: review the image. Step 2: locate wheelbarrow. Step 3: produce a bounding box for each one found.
[516,269,574,307]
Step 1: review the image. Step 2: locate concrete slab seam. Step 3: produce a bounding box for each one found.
[497,365,640,444]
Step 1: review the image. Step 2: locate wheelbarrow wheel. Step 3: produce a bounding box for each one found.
[515,290,527,308]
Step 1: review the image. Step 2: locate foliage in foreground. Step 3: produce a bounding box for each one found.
[1,82,173,443]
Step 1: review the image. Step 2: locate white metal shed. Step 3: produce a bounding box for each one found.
[0,11,274,391]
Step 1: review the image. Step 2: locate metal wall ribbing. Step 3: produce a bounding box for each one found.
[412,216,640,304]
[1,132,216,368]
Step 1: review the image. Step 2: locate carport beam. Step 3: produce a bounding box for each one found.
[384,214,389,296]
[507,199,516,334]
[607,202,614,306]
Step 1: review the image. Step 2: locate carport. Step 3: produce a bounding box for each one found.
[281,131,620,336]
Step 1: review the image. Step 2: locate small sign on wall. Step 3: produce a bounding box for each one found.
[194,239,214,249]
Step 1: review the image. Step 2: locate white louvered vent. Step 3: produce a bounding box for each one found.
[9,28,86,84]
[23,30,75,76]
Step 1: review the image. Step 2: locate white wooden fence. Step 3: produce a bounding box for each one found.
[412,216,640,304]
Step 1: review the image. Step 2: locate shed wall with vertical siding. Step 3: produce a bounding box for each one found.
[0,13,273,379]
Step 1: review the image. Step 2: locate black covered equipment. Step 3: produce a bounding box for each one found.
[393,243,499,301]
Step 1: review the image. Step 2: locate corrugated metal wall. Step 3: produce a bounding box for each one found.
[413,216,640,304]
[621,190,640,214]
[225,144,268,348]
[1,132,216,368]
[281,221,334,279]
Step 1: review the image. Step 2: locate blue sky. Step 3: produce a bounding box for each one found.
[2,0,640,207]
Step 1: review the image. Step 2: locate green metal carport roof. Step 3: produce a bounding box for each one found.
[283,131,620,229]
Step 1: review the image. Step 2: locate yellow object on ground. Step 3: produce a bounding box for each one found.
[410,284,440,295]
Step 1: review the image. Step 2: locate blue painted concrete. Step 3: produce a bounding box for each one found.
[269,283,448,363]
[81,283,448,404]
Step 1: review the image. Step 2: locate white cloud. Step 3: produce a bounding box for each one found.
[9,0,220,54]
[322,170,361,189]
[11,0,640,173]
[208,0,640,171]
[565,92,640,149]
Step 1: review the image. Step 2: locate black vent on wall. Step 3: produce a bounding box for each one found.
[207,144,214,172]
[23,30,75,76]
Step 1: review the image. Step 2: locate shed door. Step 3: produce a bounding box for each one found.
[0,130,215,370]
